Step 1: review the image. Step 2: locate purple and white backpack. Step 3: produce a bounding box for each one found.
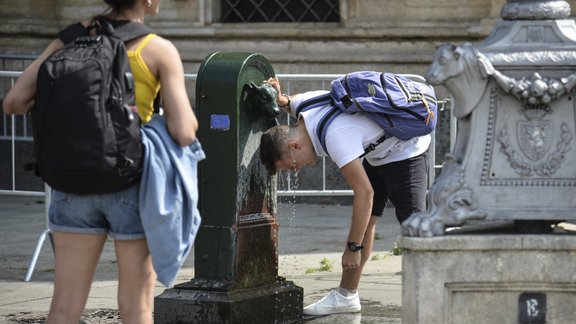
[296,71,437,156]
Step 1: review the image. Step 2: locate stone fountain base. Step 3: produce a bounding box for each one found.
[398,234,576,324]
[154,278,302,324]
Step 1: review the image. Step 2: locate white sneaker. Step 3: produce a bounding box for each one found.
[303,289,361,316]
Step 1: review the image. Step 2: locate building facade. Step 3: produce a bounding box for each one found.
[5,0,568,76]
[2,0,576,196]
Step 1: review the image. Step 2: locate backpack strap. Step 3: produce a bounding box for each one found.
[315,107,343,153]
[339,73,363,110]
[58,18,152,45]
[295,92,331,116]
[95,16,152,42]
[316,107,387,157]
[295,93,332,152]
[359,133,387,158]
[114,22,153,42]
[95,17,162,112]
[58,23,89,45]
[295,91,388,157]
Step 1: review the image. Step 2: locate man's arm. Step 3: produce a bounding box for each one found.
[340,158,373,270]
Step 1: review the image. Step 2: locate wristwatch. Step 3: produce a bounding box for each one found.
[278,93,291,108]
[347,241,364,252]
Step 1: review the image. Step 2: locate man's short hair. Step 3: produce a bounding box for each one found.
[259,125,289,175]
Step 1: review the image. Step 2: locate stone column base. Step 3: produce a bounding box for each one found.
[154,278,302,324]
[398,235,576,324]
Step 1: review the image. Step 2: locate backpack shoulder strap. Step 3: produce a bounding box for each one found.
[315,106,342,153]
[318,109,387,158]
[94,16,153,42]
[295,90,386,155]
[114,22,153,42]
[294,92,333,152]
[359,133,387,158]
[295,92,331,116]
[58,23,89,45]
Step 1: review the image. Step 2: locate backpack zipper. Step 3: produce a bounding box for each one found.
[343,74,369,112]
[394,76,411,102]
[393,76,436,104]
[392,76,435,123]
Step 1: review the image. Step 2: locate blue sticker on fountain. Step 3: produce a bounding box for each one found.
[211,114,230,131]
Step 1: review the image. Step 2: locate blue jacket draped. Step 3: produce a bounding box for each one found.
[139,115,205,287]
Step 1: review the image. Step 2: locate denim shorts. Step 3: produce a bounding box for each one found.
[48,183,145,240]
[363,151,429,224]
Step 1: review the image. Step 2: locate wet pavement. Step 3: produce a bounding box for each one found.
[0,195,403,323]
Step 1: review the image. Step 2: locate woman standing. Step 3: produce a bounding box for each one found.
[3,1,198,323]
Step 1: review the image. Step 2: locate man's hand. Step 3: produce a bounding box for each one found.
[265,77,281,93]
[342,249,361,270]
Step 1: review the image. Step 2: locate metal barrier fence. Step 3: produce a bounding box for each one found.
[1,69,450,280]
[1,71,449,198]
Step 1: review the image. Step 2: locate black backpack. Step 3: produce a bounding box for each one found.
[32,17,152,194]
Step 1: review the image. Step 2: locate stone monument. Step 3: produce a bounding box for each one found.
[403,0,576,237]
[398,1,576,323]
[154,52,302,324]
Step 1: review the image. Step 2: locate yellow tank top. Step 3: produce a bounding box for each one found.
[127,34,160,124]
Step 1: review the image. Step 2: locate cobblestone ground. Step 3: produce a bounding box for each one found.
[2,302,401,323]
[3,309,122,324]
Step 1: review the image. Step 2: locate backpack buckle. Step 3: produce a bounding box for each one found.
[341,95,353,108]
[366,142,377,151]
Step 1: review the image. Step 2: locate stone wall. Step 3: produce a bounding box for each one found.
[2,0,576,196]
[5,0,576,85]
[5,0,576,75]
[0,0,527,111]
[4,0,568,75]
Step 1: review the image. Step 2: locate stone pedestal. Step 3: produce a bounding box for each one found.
[398,234,576,324]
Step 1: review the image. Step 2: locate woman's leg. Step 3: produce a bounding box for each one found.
[115,239,156,324]
[47,232,106,324]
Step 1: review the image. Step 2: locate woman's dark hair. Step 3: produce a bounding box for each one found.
[103,0,137,13]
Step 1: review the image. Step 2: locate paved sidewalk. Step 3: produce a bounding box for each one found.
[0,195,403,323]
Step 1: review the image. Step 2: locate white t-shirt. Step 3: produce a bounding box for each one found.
[290,90,431,169]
